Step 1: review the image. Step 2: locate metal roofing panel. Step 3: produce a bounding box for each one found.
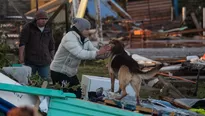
[48,98,143,116]
[0,83,76,98]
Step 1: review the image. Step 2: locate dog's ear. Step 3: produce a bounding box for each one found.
[109,39,125,48]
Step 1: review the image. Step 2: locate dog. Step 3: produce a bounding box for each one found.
[7,106,38,116]
[107,39,163,105]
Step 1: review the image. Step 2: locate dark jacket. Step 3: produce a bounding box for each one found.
[19,20,55,65]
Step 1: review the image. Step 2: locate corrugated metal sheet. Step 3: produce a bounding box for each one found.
[48,98,143,116]
[127,0,172,29]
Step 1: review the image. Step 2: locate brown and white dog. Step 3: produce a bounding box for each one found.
[107,39,163,105]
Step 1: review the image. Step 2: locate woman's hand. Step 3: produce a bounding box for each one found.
[97,45,111,56]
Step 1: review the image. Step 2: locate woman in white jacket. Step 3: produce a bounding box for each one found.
[50,18,110,98]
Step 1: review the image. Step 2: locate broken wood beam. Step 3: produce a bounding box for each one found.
[191,12,201,29]
[168,28,205,35]
[174,76,205,80]
[160,96,190,109]
[157,72,196,84]
[136,106,158,115]
[47,2,66,25]
[157,76,185,98]
[191,12,202,36]
[25,0,64,16]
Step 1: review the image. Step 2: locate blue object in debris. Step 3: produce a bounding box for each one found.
[0,98,16,113]
[0,104,9,114]
[173,0,179,18]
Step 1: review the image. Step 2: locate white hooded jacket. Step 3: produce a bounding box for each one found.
[50,31,98,77]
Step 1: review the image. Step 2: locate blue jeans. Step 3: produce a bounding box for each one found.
[26,63,49,79]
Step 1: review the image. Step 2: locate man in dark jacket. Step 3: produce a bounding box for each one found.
[19,10,55,79]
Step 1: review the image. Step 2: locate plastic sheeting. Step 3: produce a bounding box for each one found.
[2,65,32,85]
[174,98,205,109]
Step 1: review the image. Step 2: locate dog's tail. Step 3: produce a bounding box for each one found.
[138,63,163,80]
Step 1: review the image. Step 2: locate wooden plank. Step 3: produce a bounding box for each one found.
[0,83,76,98]
[47,2,65,25]
[76,0,88,18]
[127,0,171,6]
[127,1,171,9]
[72,0,79,17]
[136,106,158,115]
[169,28,205,35]
[160,96,190,109]
[182,7,186,22]
[129,8,170,15]
[191,12,202,29]
[126,0,172,28]
[25,0,64,16]
[130,12,170,19]
[104,99,118,106]
[94,0,103,42]
[157,72,196,83]
[127,1,149,6]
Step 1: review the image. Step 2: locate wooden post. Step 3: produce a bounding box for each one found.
[94,0,103,44]
[203,8,205,36]
[182,7,186,22]
[36,0,39,11]
[76,0,88,18]
[72,0,79,17]
[65,2,70,33]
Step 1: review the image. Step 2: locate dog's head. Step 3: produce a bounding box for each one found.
[109,39,125,55]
